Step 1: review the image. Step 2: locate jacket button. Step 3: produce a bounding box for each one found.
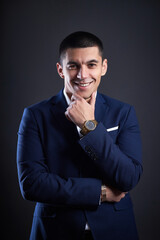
[85,146,91,153]
[93,156,97,161]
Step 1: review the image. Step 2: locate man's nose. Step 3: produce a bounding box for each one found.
[77,66,89,79]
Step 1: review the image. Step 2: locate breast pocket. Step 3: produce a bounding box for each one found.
[107,130,118,143]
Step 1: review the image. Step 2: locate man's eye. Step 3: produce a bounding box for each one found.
[88,63,97,68]
[68,65,77,70]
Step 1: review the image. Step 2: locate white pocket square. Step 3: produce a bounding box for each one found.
[106,126,119,132]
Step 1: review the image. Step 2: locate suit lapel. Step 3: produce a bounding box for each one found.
[50,90,109,136]
[50,90,79,139]
[95,92,109,124]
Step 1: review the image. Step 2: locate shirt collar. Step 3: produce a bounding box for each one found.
[63,89,71,106]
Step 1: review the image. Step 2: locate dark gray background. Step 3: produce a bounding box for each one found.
[1,0,160,239]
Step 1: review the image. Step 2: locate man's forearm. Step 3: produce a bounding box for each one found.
[79,107,143,192]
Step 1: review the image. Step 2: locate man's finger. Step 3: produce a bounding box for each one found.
[89,91,96,106]
[68,101,76,107]
[65,111,72,121]
[71,93,82,101]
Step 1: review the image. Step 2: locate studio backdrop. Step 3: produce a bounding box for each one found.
[1,1,160,239]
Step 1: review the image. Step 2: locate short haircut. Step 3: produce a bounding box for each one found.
[59,31,103,64]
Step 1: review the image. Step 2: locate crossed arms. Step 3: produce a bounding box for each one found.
[17,93,142,206]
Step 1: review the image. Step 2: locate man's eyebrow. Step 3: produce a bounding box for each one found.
[87,59,99,63]
[67,61,78,65]
[66,59,99,65]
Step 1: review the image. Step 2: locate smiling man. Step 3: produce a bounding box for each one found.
[57,46,107,100]
[17,31,143,240]
[57,45,107,130]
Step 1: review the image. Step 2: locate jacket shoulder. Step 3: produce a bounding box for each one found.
[26,95,56,112]
[100,93,131,110]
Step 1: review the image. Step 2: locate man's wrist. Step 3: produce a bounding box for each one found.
[80,120,98,136]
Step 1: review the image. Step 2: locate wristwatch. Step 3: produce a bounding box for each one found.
[80,120,98,136]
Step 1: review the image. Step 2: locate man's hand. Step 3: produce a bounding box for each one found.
[65,92,96,128]
[101,185,127,203]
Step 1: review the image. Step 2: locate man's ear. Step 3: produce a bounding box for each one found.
[101,59,108,76]
[56,62,64,79]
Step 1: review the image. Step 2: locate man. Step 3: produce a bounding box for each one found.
[17,31,142,240]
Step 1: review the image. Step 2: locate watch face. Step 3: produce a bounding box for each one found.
[85,121,96,130]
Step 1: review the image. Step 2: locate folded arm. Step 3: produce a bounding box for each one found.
[17,108,102,207]
[79,106,143,192]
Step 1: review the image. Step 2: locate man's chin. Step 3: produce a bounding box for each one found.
[80,94,91,101]
[75,91,92,100]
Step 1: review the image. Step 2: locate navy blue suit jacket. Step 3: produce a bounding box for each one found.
[17,90,143,240]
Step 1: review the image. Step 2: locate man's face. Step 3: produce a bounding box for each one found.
[57,46,107,100]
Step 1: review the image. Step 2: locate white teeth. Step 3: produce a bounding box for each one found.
[79,83,90,87]
[74,81,93,87]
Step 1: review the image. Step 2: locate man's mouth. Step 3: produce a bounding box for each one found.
[74,81,93,87]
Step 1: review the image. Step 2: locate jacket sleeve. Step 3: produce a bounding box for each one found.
[17,108,101,207]
[79,106,143,192]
